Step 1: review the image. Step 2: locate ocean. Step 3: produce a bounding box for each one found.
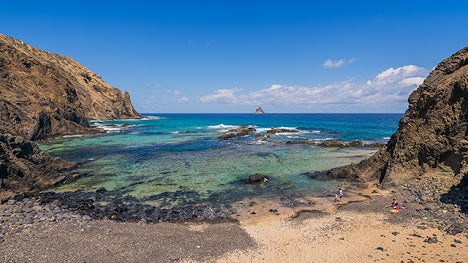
[40,113,402,207]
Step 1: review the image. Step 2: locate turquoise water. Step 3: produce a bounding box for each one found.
[41,113,401,206]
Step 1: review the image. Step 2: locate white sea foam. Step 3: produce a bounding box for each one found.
[255,128,269,133]
[63,134,84,138]
[92,123,138,133]
[312,137,337,142]
[207,124,239,129]
[207,124,241,133]
[141,116,162,120]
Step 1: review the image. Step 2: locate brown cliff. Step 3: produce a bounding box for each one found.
[0,33,141,140]
[325,47,468,186]
[0,34,142,199]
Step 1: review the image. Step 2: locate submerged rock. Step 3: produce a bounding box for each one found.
[266,128,299,135]
[240,173,269,184]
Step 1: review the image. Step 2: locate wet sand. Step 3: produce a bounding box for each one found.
[1,184,467,263]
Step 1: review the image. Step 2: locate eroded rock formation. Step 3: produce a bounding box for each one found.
[0,34,141,199]
[0,33,141,140]
[325,47,468,186]
[0,134,78,200]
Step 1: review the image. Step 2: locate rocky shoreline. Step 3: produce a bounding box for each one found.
[2,176,467,245]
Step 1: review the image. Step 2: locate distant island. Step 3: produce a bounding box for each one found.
[254,106,265,114]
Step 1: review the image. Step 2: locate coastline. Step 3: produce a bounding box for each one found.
[1,181,466,262]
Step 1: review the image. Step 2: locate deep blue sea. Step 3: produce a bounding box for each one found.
[40,113,402,206]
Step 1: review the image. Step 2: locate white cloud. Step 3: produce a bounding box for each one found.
[323,59,345,68]
[199,65,430,111]
[199,88,241,104]
[322,58,357,69]
[178,96,189,103]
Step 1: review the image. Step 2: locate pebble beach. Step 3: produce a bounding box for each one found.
[1,179,467,263]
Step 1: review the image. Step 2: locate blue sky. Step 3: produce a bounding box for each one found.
[1,1,468,113]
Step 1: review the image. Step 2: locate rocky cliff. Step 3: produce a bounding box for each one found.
[0,134,78,200]
[0,34,142,199]
[0,33,141,140]
[326,47,468,186]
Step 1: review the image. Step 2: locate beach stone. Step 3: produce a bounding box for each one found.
[6,199,16,205]
[23,207,34,213]
[81,215,92,221]
[32,205,42,211]
[169,255,180,261]
[1,211,11,217]
[24,216,34,224]
[376,247,384,251]
[96,187,107,193]
[423,236,438,243]
[454,239,462,244]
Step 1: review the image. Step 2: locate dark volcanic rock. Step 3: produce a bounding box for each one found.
[0,33,142,198]
[0,134,78,200]
[266,128,299,135]
[324,47,468,187]
[255,106,265,114]
[0,33,141,140]
[240,173,269,184]
[217,126,256,140]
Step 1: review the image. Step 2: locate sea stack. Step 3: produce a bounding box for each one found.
[255,106,265,114]
[0,34,142,199]
[325,47,468,188]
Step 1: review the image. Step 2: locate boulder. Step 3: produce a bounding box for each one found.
[240,173,269,184]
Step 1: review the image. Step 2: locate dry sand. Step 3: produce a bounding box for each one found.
[1,185,467,263]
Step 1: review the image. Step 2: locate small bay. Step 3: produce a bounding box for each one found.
[40,113,401,207]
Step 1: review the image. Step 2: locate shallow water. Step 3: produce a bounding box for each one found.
[40,113,401,207]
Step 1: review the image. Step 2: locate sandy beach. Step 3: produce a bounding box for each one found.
[1,183,467,263]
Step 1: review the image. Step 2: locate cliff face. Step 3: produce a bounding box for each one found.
[0,34,142,199]
[0,33,141,140]
[326,47,468,186]
[0,134,78,200]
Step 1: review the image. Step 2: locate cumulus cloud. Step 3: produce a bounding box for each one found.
[322,58,356,69]
[199,65,430,111]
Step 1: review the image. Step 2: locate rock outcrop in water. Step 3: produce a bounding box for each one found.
[0,34,141,199]
[255,107,265,114]
[0,33,141,140]
[0,134,78,200]
[325,47,468,186]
